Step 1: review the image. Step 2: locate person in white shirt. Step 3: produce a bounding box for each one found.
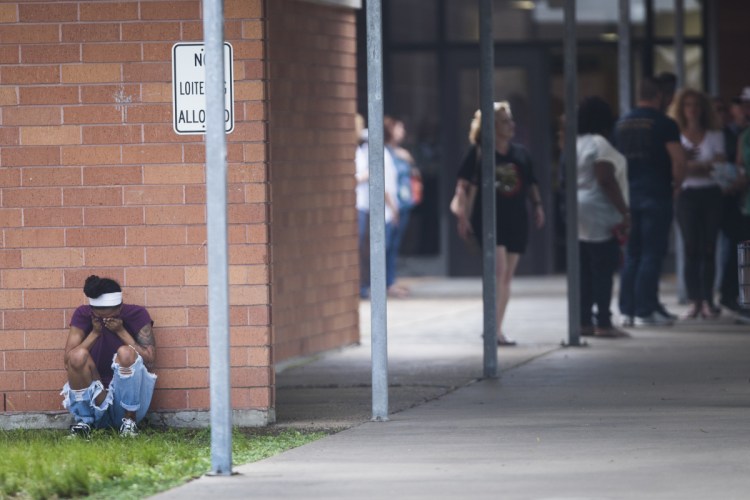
[669,88,726,319]
[576,97,631,338]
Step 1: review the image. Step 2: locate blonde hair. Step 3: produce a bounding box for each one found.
[468,101,512,145]
[668,88,719,131]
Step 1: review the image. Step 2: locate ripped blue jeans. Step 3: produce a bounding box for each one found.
[61,353,157,429]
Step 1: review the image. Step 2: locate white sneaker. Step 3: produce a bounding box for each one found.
[634,312,673,327]
[621,316,634,328]
[119,417,139,437]
[68,421,91,439]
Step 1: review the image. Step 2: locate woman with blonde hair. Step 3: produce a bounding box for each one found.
[669,88,726,318]
[452,101,545,345]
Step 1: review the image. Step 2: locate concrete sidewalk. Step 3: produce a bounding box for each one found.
[154,276,750,499]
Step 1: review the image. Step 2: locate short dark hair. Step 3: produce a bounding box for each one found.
[638,76,662,102]
[656,72,677,94]
[83,275,122,299]
[578,96,614,137]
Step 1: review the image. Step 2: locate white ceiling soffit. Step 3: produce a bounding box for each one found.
[297,0,362,9]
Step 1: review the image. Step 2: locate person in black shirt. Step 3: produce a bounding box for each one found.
[452,101,544,345]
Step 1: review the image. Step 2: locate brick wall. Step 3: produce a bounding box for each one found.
[266,0,360,363]
[0,0,272,426]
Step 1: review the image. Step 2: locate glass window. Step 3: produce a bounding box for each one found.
[385,0,438,43]
[446,0,646,42]
[654,0,703,38]
[654,44,704,91]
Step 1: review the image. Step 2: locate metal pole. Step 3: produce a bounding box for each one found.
[478,0,497,378]
[618,0,632,116]
[564,0,581,346]
[674,0,685,87]
[203,0,232,475]
[366,0,389,422]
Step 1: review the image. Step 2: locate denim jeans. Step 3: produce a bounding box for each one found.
[386,208,411,289]
[358,209,395,297]
[61,354,156,428]
[580,238,621,328]
[619,201,674,317]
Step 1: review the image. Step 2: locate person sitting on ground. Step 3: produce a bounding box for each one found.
[62,275,156,438]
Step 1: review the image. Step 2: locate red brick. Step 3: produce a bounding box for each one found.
[19,86,78,105]
[64,105,123,124]
[141,83,171,102]
[231,387,270,408]
[124,185,184,205]
[146,287,206,307]
[22,44,81,64]
[4,106,62,126]
[225,0,262,19]
[81,84,140,104]
[23,207,83,227]
[5,228,65,248]
[62,24,120,43]
[1,65,59,85]
[24,289,82,309]
[62,145,121,166]
[79,2,139,21]
[232,40,264,60]
[244,101,265,120]
[145,205,205,225]
[63,186,122,206]
[22,167,81,187]
[146,246,205,266]
[153,348,187,369]
[230,326,270,346]
[141,1,200,20]
[21,126,80,145]
[186,388,209,408]
[230,285,268,305]
[231,366,270,387]
[19,3,77,22]
[62,64,121,84]
[84,206,144,226]
[125,104,171,123]
[126,226,186,246]
[83,166,142,185]
[65,227,125,247]
[227,162,266,183]
[83,125,142,145]
[0,250,22,269]
[0,4,18,23]
[0,25,59,44]
[142,43,171,63]
[4,391,63,412]
[22,248,84,268]
[122,144,182,164]
[151,389,188,410]
[0,372,24,392]
[83,43,141,63]
[125,266,184,287]
[0,209,23,228]
[156,327,207,348]
[3,187,61,207]
[24,370,66,391]
[85,247,145,267]
[121,22,181,41]
[0,167,22,187]
[143,164,204,184]
[235,81,264,102]
[25,330,68,350]
[1,146,60,167]
[229,245,267,265]
[123,62,170,83]
[242,20,264,40]
[0,290,24,310]
[4,310,65,330]
[228,204,266,224]
[154,368,208,389]
[147,307,188,327]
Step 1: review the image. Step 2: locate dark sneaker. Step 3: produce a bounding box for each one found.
[119,418,138,437]
[634,313,673,327]
[655,303,678,321]
[68,422,91,439]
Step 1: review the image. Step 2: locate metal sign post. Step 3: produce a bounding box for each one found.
[203,0,232,475]
[366,0,389,422]
[479,0,498,378]
[618,0,632,116]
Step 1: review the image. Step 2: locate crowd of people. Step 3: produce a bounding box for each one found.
[355,77,750,346]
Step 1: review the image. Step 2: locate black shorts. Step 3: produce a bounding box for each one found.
[471,210,529,254]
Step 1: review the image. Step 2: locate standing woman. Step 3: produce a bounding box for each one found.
[669,88,726,318]
[452,101,545,345]
[576,97,631,338]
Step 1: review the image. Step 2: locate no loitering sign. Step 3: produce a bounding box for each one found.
[172,42,234,135]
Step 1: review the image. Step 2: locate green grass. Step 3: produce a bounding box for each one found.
[0,427,326,499]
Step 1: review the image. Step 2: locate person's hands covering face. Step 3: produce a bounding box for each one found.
[102,317,124,333]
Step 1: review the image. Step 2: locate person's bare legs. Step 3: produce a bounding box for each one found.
[495,246,521,340]
[65,347,106,406]
[114,345,138,421]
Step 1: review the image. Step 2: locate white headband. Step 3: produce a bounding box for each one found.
[89,292,122,307]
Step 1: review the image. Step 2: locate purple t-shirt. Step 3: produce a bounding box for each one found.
[70,304,153,387]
